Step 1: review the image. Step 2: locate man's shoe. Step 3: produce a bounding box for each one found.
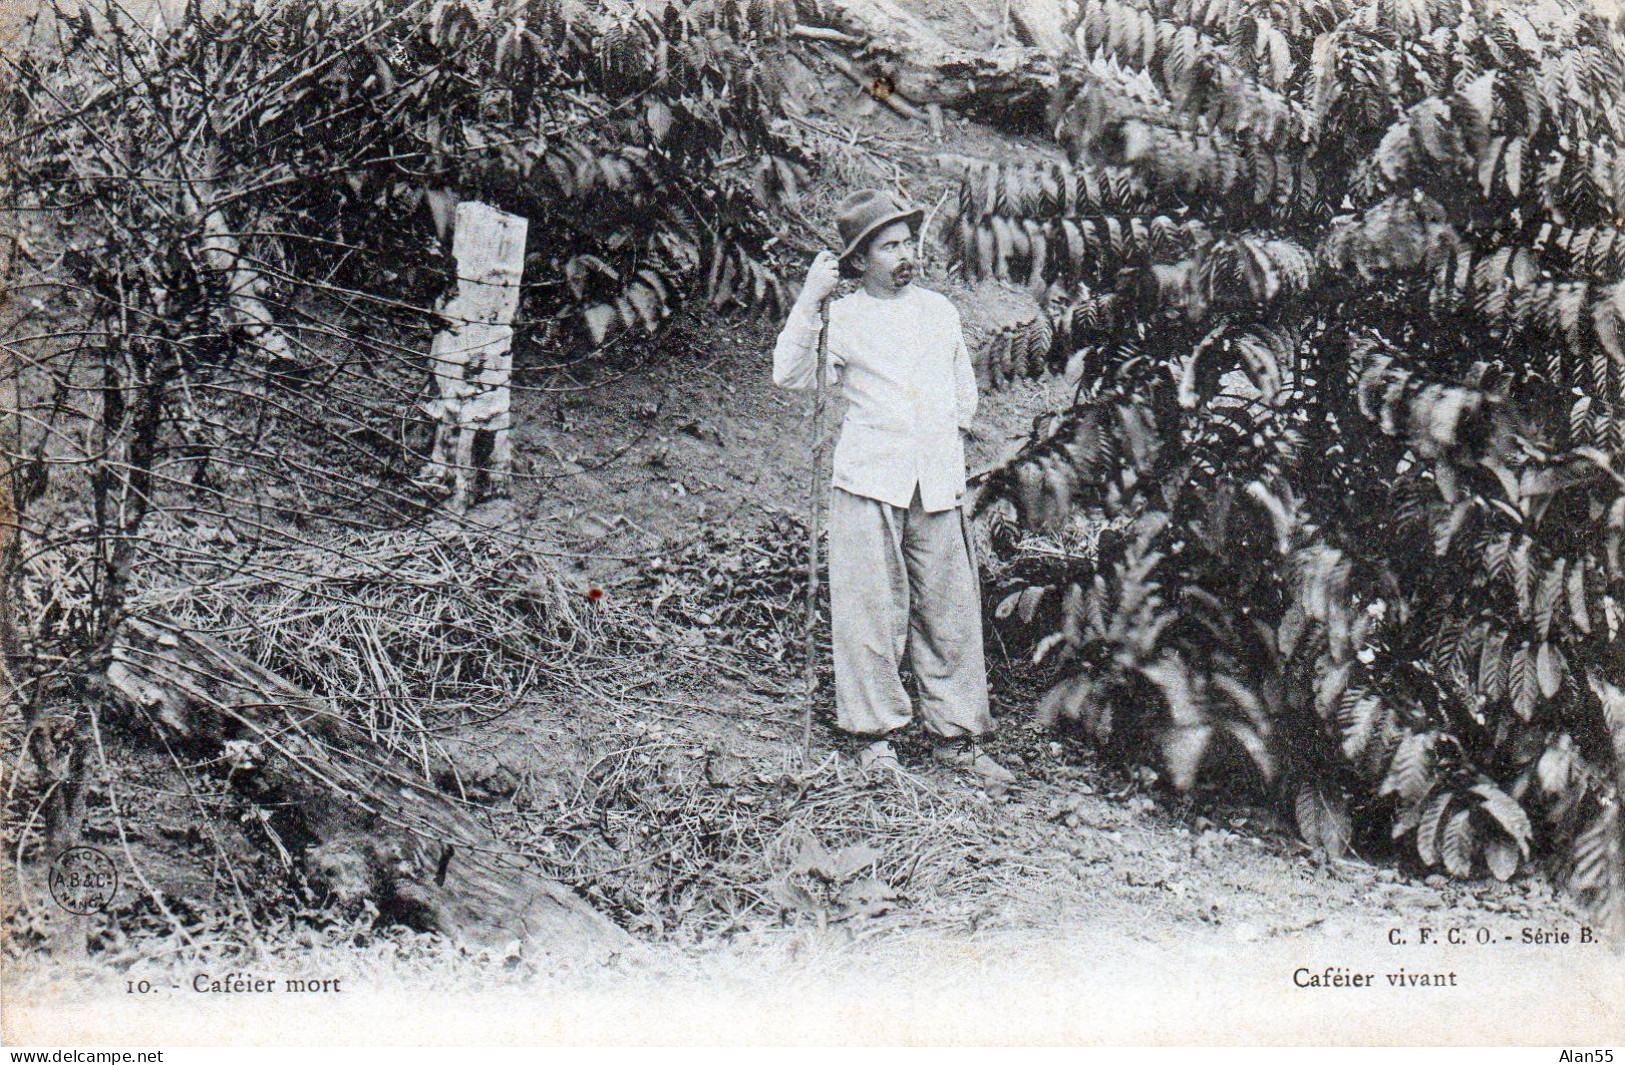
[932,741,1016,787]
[859,739,904,774]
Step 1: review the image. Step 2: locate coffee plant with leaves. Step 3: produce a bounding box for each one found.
[963,0,1625,930]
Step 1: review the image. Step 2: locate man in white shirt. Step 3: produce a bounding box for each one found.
[772,188,1014,786]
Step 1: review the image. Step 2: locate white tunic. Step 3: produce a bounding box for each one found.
[771,285,979,513]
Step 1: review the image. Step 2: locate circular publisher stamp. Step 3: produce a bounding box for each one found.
[48,845,118,915]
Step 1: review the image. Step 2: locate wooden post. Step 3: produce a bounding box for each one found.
[802,297,832,763]
[187,146,297,379]
[0,447,17,707]
[420,201,528,512]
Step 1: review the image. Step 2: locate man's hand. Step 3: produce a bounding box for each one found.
[799,250,841,307]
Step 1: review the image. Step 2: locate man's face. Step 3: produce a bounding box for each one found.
[855,220,916,292]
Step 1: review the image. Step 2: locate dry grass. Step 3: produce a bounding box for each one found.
[8,512,1097,964]
[636,508,815,667]
[511,726,1072,949]
[124,517,657,761]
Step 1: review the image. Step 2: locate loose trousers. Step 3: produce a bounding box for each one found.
[827,485,993,738]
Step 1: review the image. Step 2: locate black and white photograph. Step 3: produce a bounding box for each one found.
[0,0,1622,1046]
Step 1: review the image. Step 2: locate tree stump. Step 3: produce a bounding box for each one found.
[104,616,626,953]
[419,200,528,513]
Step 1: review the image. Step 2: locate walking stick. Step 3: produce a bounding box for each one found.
[802,294,832,764]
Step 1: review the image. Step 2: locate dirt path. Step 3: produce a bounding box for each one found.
[491,665,1618,1044]
[12,662,1614,1043]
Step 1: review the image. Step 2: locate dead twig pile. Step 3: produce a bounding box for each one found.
[638,511,822,668]
[14,516,1061,953]
[513,738,1039,946]
[129,522,656,758]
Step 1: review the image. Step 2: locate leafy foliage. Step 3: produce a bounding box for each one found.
[10,0,804,381]
[2,0,808,621]
[0,0,808,853]
[964,0,1625,926]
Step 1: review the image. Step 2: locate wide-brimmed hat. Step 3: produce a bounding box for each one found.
[835,188,923,278]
